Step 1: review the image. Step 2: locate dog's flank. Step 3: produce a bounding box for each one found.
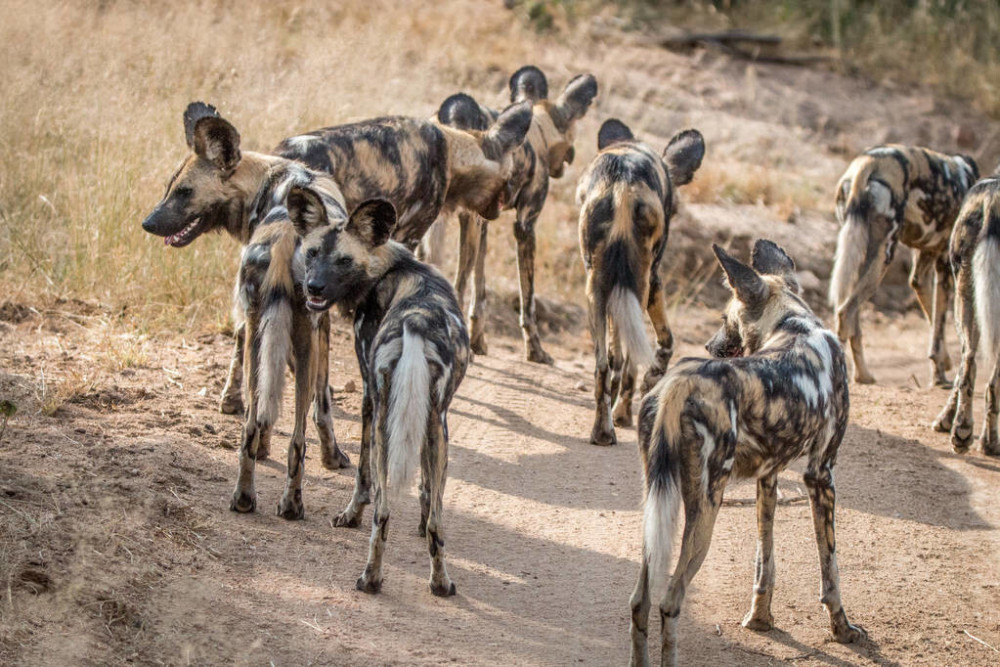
[296,193,470,597]
[629,240,864,667]
[577,118,704,446]
[829,144,978,386]
[934,176,1000,456]
[430,67,598,363]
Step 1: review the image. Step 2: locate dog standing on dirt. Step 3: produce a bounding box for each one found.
[229,171,353,520]
[140,102,351,472]
[431,66,598,362]
[576,119,704,446]
[293,190,470,597]
[829,145,978,385]
[933,176,1000,456]
[629,240,864,666]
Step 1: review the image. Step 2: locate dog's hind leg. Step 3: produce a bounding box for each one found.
[356,391,390,595]
[333,380,373,527]
[939,263,977,448]
[910,249,948,386]
[277,315,314,520]
[803,461,866,644]
[469,216,490,356]
[313,314,350,470]
[613,357,636,428]
[453,211,476,313]
[513,203,553,365]
[590,293,616,446]
[231,315,262,513]
[220,321,246,415]
[641,248,674,393]
[742,472,778,631]
[424,409,456,597]
[929,254,954,385]
[979,359,1000,456]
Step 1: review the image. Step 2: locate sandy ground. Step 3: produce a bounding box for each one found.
[1,298,998,667]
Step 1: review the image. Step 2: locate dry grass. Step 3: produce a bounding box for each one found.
[684,161,825,218]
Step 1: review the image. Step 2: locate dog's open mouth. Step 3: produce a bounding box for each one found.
[164,218,204,247]
[305,295,331,311]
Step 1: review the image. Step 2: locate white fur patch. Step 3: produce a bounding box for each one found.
[607,286,654,368]
[693,420,714,492]
[644,478,680,601]
[974,237,1000,365]
[868,181,893,217]
[257,299,292,425]
[386,325,430,496]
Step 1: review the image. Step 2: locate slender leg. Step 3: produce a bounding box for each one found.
[333,378,373,527]
[590,290,616,446]
[628,558,652,667]
[453,211,477,313]
[220,321,246,415]
[425,409,456,596]
[356,391,390,594]
[742,473,778,631]
[313,314,350,470]
[980,359,1000,456]
[641,269,674,393]
[469,215,490,356]
[838,305,876,385]
[513,203,553,365]
[930,255,954,384]
[803,464,865,643]
[910,249,948,386]
[277,318,314,520]
[231,314,262,513]
[944,265,978,450]
[613,356,636,427]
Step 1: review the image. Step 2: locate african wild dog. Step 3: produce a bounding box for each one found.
[629,240,864,666]
[933,176,1000,456]
[431,66,598,362]
[140,102,351,471]
[143,100,528,422]
[229,173,353,519]
[576,119,704,446]
[829,144,978,386]
[292,189,469,596]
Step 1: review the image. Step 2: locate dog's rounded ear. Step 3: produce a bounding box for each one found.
[347,199,396,248]
[663,129,705,187]
[183,102,220,149]
[437,93,492,131]
[597,119,634,150]
[751,239,800,293]
[482,101,532,160]
[713,244,768,307]
[287,186,329,235]
[555,74,598,124]
[192,114,242,174]
[509,65,549,104]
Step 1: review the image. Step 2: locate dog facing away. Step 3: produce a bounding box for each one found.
[576,119,704,446]
[933,176,1000,456]
[629,240,864,666]
[140,102,351,471]
[229,172,352,520]
[430,66,598,362]
[829,144,978,385]
[293,192,470,597]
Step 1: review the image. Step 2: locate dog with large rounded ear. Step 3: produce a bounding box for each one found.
[597,118,635,151]
[480,101,533,160]
[184,101,241,174]
[346,199,398,248]
[751,239,801,294]
[554,73,598,128]
[509,65,550,104]
[437,92,492,131]
[287,186,331,236]
[714,243,768,309]
[663,129,705,187]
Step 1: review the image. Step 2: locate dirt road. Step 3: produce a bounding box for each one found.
[1,303,999,666]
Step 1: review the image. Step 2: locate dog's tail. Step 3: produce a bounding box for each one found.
[829,159,881,313]
[639,387,682,600]
[601,183,654,368]
[254,296,292,426]
[386,324,431,496]
[974,215,1000,365]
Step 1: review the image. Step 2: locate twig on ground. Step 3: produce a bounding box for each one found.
[963,629,1000,653]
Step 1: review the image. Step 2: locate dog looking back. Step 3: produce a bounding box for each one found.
[933,176,1000,456]
[576,118,704,446]
[829,145,978,386]
[629,240,864,667]
[293,191,470,597]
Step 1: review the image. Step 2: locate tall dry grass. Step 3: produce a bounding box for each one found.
[0,0,552,334]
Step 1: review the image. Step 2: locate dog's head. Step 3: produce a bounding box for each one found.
[596,119,705,193]
[293,187,398,313]
[440,100,532,220]
[534,73,598,179]
[141,102,246,247]
[707,240,802,358]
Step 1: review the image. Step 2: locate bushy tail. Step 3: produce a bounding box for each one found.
[828,214,868,312]
[608,285,654,367]
[643,456,681,600]
[973,236,1000,365]
[255,299,292,425]
[386,325,430,495]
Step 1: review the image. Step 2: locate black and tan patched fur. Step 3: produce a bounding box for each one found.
[140,102,352,470]
[629,240,864,667]
[295,192,470,598]
[430,67,598,364]
[576,118,704,446]
[934,176,1000,457]
[828,144,978,386]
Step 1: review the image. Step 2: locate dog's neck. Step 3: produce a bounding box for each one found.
[226,152,288,243]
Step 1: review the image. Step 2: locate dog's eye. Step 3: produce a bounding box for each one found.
[335,256,352,267]
[173,186,193,199]
[305,247,318,259]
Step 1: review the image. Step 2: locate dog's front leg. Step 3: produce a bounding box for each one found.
[312,314,350,469]
[641,247,674,393]
[277,321,314,520]
[742,473,778,631]
[513,203,553,365]
[928,254,954,386]
[220,321,246,415]
[333,376,373,527]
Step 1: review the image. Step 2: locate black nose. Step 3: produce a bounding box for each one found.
[141,212,158,234]
[306,279,324,296]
